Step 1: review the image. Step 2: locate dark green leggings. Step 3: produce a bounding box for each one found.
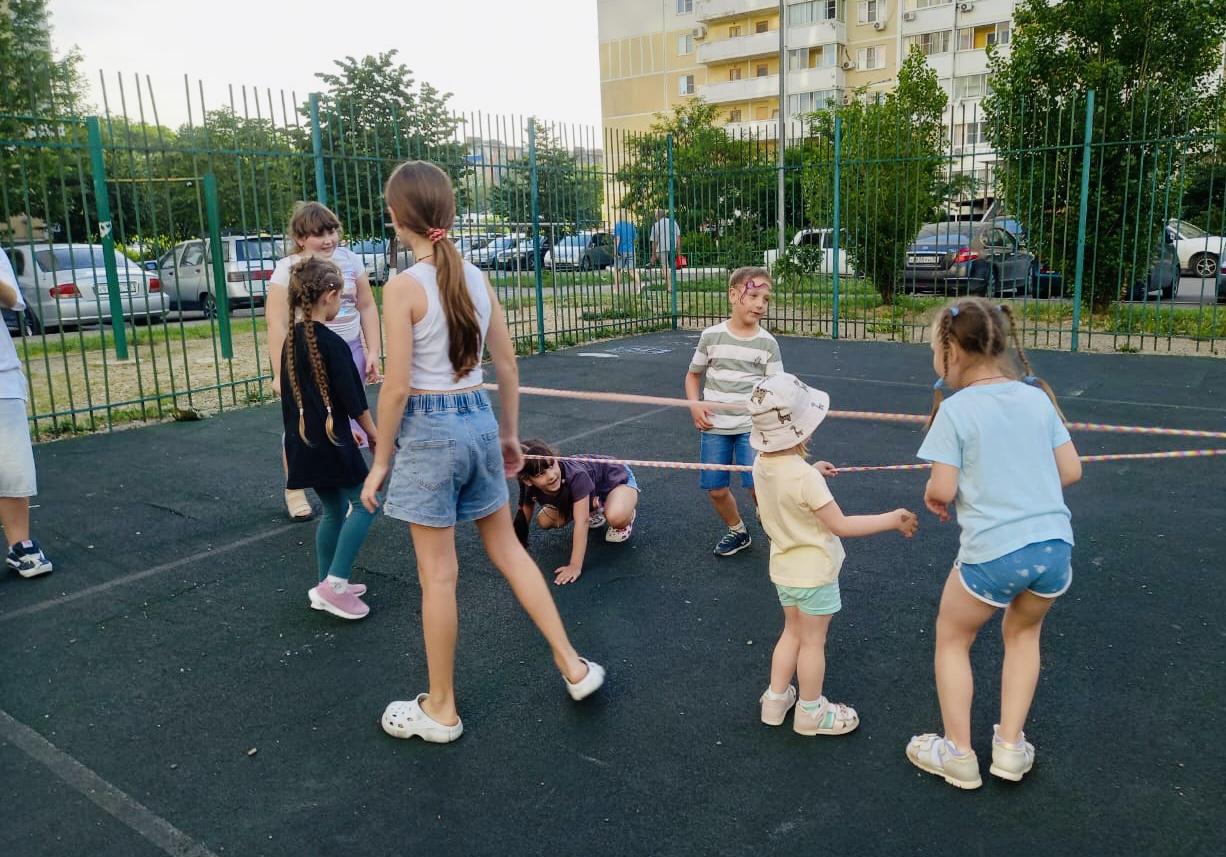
[315,484,376,582]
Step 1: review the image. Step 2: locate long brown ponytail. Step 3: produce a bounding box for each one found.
[384,161,481,380]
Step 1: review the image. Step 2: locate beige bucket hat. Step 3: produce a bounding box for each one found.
[747,373,831,452]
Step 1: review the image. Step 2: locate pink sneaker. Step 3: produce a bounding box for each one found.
[308,582,370,620]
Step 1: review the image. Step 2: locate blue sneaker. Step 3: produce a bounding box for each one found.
[7,539,53,578]
[713,529,751,557]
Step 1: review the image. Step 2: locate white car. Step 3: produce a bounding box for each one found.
[763,228,859,278]
[3,243,167,334]
[1165,219,1226,279]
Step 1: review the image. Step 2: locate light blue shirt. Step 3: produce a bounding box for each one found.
[917,381,1073,564]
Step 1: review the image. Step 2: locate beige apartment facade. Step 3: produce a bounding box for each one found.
[597,0,1019,156]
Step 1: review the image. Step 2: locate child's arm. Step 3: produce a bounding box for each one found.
[513,500,534,547]
[355,410,377,452]
[685,371,713,431]
[553,495,594,585]
[1054,440,1082,487]
[815,498,918,539]
[354,269,383,384]
[923,462,958,523]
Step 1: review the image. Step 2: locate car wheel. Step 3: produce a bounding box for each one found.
[200,293,218,319]
[1192,253,1219,279]
[580,255,593,272]
[21,311,41,336]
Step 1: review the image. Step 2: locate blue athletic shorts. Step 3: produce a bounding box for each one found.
[956,539,1073,608]
[382,390,509,527]
[699,431,755,490]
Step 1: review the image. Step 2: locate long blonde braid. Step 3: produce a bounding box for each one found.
[999,303,1068,425]
[286,257,344,446]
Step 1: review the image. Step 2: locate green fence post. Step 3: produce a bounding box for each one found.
[667,133,677,328]
[204,172,234,359]
[86,116,129,361]
[1071,90,1095,353]
[832,115,842,341]
[310,93,327,206]
[529,120,546,355]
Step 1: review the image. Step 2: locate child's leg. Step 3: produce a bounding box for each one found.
[708,487,741,527]
[933,568,998,753]
[769,605,802,693]
[320,484,376,581]
[603,484,638,528]
[998,590,1056,743]
[313,487,350,582]
[699,433,741,526]
[475,506,589,684]
[407,522,462,727]
[793,610,833,703]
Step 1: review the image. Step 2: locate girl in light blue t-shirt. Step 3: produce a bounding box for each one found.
[907,297,1082,791]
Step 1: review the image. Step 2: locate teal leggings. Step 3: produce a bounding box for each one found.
[315,484,376,582]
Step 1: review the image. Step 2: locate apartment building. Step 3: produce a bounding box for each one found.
[597,0,1018,154]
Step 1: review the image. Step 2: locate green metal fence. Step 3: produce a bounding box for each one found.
[2,77,1224,438]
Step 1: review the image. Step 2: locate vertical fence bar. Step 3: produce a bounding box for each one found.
[667,133,677,327]
[86,116,129,361]
[1071,90,1095,353]
[831,115,842,341]
[309,93,327,206]
[529,119,546,355]
[203,172,233,359]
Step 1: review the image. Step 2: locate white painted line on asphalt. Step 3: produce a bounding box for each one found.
[0,709,220,857]
[0,525,298,625]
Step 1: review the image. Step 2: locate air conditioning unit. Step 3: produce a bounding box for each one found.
[958,2,974,10]
[902,10,916,21]
[872,20,886,30]
[692,24,707,39]
[841,61,857,70]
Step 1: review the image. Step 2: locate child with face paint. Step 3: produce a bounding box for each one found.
[684,266,783,557]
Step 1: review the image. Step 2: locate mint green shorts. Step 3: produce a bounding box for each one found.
[775,581,841,616]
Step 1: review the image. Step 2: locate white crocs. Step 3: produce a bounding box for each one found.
[381,693,463,743]
[564,658,606,701]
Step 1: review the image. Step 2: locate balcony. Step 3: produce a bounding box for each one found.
[698,74,781,104]
[724,119,810,143]
[697,29,780,64]
[786,20,847,48]
[696,0,778,23]
[788,65,842,93]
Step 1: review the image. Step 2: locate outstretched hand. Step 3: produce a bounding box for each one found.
[924,492,950,523]
[814,460,838,477]
[894,508,920,537]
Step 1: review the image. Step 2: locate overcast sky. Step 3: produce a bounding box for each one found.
[47,0,603,135]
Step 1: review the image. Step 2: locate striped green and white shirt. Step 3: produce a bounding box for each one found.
[688,321,784,434]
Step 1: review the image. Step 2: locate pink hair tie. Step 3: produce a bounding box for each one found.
[426,227,447,243]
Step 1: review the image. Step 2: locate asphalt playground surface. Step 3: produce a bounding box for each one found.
[2,331,1223,857]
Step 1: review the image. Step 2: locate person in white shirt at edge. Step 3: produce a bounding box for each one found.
[649,208,680,285]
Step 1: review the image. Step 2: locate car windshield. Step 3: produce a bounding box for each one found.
[230,238,280,262]
[556,234,591,250]
[913,224,973,244]
[36,247,130,271]
[1172,220,1208,239]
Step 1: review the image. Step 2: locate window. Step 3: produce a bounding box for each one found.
[955,121,985,146]
[788,90,837,113]
[756,20,769,33]
[771,108,780,119]
[916,0,952,7]
[954,73,991,99]
[755,106,769,120]
[957,27,975,51]
[905,30,952,55]
[730,67,743,81]
[677,0,693,12]
[729,25,742,37]
[857,0,880,24]
[992,22,1011,46]
[729,109,743,122]
[816,47,837,67]
[679,74,695,95]
[756,64,769,77]
[788,0,843,26]
[788,48,811,70]
[856,46,885,70]
[678,34,693,55]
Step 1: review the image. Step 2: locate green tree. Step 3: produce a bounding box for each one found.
[489,120,603,233]
[308,52,465,235]
[984,0,1226,309]
[614,99,777,267]
[802,50,947,303]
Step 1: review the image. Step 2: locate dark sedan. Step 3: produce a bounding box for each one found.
[902,222,1036,298]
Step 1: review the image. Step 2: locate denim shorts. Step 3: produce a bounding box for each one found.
[699,431,755,490]
[0,399,36,497]
[956,539,1073,608]
[776,582,841,616]
[382,390,509,527]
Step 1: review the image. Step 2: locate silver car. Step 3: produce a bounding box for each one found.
[158,234,280,318]
[4,243,167,334]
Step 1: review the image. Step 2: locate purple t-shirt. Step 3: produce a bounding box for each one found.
[523,455,630,511]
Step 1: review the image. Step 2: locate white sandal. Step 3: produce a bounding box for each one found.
[284,489,313,521]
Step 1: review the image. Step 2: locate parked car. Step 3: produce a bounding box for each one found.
[347,238,389,284]
[901,222,1036,297]
[465,235,518,270]
[763,228,859,277]
[1164,219,1226,280]
[1124,232,1181,302]
[157,233,280,318]
[493,234,552,272]
[543,231,614,271]
[2,243,167,334]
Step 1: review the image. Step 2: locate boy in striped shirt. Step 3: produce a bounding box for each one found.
[685,267,783,556]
